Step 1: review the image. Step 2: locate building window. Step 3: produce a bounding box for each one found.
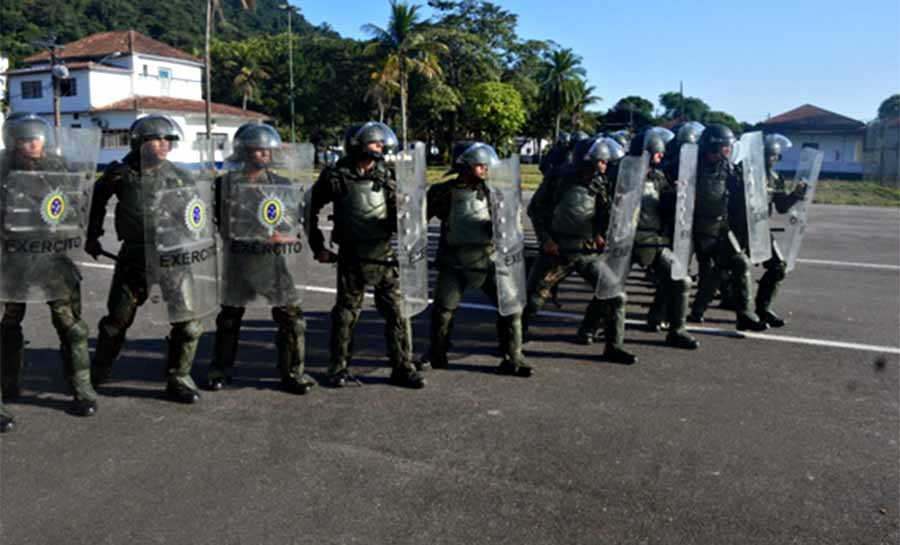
[802,142,819,150]
[158,68,172,80]
[71,123,81,128]
[834,149,841,162]
[197,132,228,151]
[59,78,77,97]
[21,80,43,99]
[101,129,130,149]
[142,65,149,76]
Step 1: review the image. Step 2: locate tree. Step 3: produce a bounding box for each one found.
[568,79,601,132]
[366,58,399,122]
[362,0,448,146]
[659,91,710,121]
[205,0,256,140]
[878,94,900,119]
[232,64,270,110]
[539,47,587,139]
[464,81,526,154]
[614,96,654,118]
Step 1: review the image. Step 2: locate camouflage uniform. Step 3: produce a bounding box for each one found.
[1,152,97,413]
[308,157,419,384]
[522,166,629,356]
[207,169,314,392]
[426,176,529,374]
[87,151,203,397]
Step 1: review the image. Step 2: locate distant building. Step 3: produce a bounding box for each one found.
[862,116,899,184]
[0,56,8,108]
[4,30,267,165]
[758,104,865,179]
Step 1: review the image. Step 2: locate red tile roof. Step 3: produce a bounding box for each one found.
[760,104,864,132]
[24,30,201,65]
[91,96,268,119]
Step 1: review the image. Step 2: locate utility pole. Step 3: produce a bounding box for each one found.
[279,3,296,143]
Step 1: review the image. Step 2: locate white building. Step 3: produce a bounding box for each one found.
[759,104,866,178]
[4,30,267,165]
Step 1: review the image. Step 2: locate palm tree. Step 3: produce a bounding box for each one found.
[365,59,399,123]
[568,79,601,131]
[205,0,256,138]
[233,65,271,111]
[361,0,447,146]
[540,48,587,139]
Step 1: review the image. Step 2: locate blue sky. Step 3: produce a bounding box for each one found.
[296,0,899,123]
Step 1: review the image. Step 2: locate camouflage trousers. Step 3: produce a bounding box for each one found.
[92,245,202,391]
[632,234,692,335]
[523,252,626,350]
[1,287,96,402]
[690,228,756,320]
[208,304,309,385]
[429,264,526,368]
[755,237,787,315]
[328,257,414,376]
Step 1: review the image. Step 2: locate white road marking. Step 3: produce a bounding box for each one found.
[795,258,900,271]
[77,261,899,356]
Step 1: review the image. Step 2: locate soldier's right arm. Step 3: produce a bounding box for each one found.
[87,162,125,241]
[426,182,450,222]
[527,175,558,246]
[307,167,337,255]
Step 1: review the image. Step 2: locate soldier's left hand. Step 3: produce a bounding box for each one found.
[594,234,606,251]
[793,182,808,199]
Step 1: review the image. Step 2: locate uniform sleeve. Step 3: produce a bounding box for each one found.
[87,164,122,240]
[771,174,799,214]
[527,175,557,245]
[595,183,611,237]
[307,168,336,255]
[426,182,451,222]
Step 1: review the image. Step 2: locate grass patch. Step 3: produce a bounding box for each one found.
[813,179,900,207]
[427,163,544,189]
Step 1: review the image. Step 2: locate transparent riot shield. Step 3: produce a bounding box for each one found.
[488,156,526,316]
[781,148,824,272]
[594,152,649,299]
[671,143,698,280]
[0,127,101,302]
[220,143,314,308]
[143,153,219,325]
[738,131,772,264]
[394,142,429,318]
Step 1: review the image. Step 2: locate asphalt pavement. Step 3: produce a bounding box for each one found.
[1,203,897,545]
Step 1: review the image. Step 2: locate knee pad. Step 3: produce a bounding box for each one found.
[172,320,204,342]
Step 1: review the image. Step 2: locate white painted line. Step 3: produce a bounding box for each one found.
[796,258,900,271]
[78,261,899,356]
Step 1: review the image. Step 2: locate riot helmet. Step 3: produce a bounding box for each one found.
[232,123,281,167]
[764,133,792,160]
[607,130,631,150]
[628,127,674,157]
[343,121,398,161]
[675,121,705,147]
[569,130,590,150]
[555,131,571,147]
[450,141,499,179]
[2,113,54,151]
[574,137,624,171]
[698,124,736,157]
[129,114,182,152]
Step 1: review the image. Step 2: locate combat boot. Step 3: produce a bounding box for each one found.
[61,319,99,417]
[666,330,699,350]
[282,374,317,395]
[575,328,595,345]
[758,309,786,328]
[0,414,15,433]
[164,322,202,404]
[603,345,638,365]
[687,312,705,324]
[0,324,24,400]
[497,357,533,377]
[736,312,768,332]
[389,367,426,389]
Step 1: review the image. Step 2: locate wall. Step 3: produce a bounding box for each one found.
[776,131,864,177]
[131,55,203,101]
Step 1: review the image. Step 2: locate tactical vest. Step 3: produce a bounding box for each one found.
[694,160,729,224]
[446,186,492,246]
[638,171,662,233]
[550,180,596,242]
[114,167,147,244]
[336,179,391,242]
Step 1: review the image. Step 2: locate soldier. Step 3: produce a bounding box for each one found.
[754,134,806,327]
[522,136,638,364]
[539,131,570,175]
[307,122,425,389]
[205,123,317,393]
[424,142,531,376]
[686,125,768,331]
[85,115,205,403]
[1,114,99,422]
[630,128,698,349]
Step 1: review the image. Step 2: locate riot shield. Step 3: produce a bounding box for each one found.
[0,127,101,302]
[781,147,824,272]
[487,156,526,316]
[739,131,772,263]
[594,152,649,300]
[671,143,698,281]
[220,143,314,308]
[143,152,219,325]
[394,142,429,318]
